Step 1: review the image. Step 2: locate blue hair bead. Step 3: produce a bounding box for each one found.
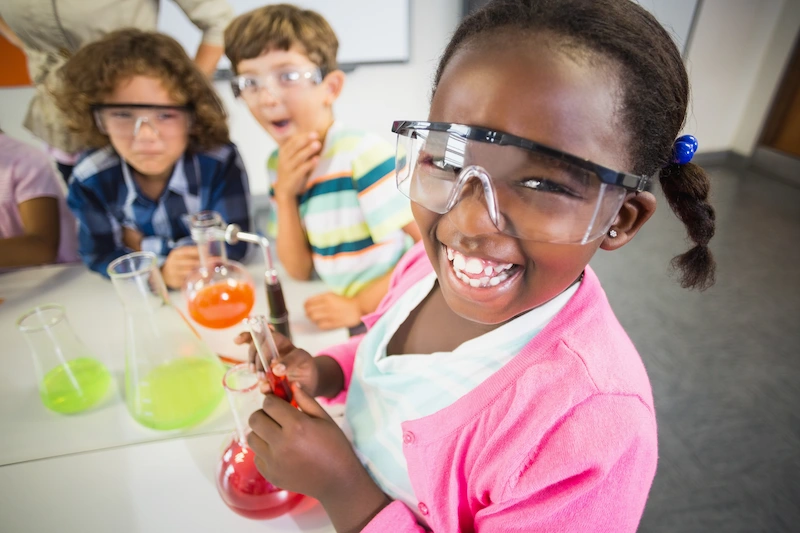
[672,134,699,165]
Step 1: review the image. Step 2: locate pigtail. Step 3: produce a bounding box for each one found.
[658,162,717,290]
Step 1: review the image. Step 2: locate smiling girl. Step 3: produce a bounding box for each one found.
[239,1,716,531]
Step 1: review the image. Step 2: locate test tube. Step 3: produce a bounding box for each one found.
[245,315,296,407]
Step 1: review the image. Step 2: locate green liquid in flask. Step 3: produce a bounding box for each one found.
[40,357,112,414]
[129,357,224,430]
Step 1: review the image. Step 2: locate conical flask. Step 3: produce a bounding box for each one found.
[108,252,225,430]
[183,211,255,329]
[16,304,112,414]
[216,363,304,519]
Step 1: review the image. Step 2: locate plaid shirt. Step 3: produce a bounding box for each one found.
[67,143,250,276]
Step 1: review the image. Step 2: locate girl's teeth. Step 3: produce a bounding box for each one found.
[446,246,516,288]
[465,258,484,275]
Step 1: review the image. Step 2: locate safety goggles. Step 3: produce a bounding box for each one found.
[92,104,192,139]
[392,121,650,245]
[230,66,323,100]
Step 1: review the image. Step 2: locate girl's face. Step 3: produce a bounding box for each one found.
[103,75,190,180]
[419,36,640,325]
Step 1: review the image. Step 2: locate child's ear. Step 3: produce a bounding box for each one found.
[322,70,345,105]
[600,191,657,251]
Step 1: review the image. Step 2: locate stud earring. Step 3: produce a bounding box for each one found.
[608,229,618,238]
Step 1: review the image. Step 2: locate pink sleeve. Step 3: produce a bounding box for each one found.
[315,333,364,405]
[362,501,427,532]
[473,394,657,532]
[316,242,431,405]
[13,151,62,205]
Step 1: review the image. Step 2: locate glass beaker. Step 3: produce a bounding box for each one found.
[183,211,255,329]
[216,363,304,519]
[108,252,225,430]
[16,304,112,414]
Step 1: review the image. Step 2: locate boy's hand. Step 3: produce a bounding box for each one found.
[273,132,322,200]
[304,292,362,330]
[161,245,200,289]
[122,226,143,251]
[234,329,322,396]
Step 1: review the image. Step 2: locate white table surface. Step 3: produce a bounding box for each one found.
[0,432,335,533]
[0,259,346,532]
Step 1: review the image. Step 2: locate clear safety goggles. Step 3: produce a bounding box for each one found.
[230,66,323,100]
[392,121,650,245]
[92,104,192,139]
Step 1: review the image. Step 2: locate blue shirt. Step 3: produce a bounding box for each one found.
[67,143,250,276]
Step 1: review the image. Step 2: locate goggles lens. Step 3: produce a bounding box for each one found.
[395,123,628,244]
[93,105,191,139]
[231,66,323,100]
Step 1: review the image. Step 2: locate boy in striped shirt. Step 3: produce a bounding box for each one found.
[225,5,420,331]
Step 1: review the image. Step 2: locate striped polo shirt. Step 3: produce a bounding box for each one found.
[267,122,414,297]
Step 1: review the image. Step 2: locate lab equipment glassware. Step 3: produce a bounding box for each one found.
[216,363,304,518]
[108,251,225,430]
[184,211,256,329]
[16,304,112,414]
[246,314,296,406]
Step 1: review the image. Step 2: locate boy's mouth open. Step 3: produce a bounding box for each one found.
[444,245,521,289]
[270,119,291,134]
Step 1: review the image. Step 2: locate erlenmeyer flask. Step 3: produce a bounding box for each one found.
[108,252,225,430]
[216,363,304,519]
[16,304,112,414]
[184,211,255,329]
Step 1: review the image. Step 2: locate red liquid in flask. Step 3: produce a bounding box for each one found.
[216,437,304,519]
[188,281,255,329]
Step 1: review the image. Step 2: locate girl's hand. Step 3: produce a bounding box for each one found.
[234,329,321,396]
[247,385,390,529]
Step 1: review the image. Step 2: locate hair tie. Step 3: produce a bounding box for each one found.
[672,135,698,165]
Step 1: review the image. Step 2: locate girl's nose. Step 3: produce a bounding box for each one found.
[446,178,503,237]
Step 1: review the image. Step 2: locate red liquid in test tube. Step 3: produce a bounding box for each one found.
[248,315,297,408]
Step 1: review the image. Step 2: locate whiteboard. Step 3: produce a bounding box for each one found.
[158,0,411,70]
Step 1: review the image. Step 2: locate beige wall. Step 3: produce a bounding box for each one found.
[683,0,799,156]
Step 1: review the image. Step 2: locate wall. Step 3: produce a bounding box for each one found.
[683,0,798,156]
[731,0,800,155]
[2,0,798,175]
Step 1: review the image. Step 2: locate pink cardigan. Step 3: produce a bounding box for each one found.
[320,242,657,532]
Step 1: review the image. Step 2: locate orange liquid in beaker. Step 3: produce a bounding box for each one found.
[188,281,255,329]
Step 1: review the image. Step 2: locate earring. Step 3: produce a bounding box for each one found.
[608,229,618,238]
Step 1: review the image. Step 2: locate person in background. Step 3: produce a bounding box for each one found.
[224,4,421,333]
[0,0,234,183]
[0,129,79,269]
[237,0,718,531]
[53,29,250,289]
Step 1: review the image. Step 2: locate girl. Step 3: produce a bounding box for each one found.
[238,0,716,531]
[0,129,79,268]
[53,29,251,289]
